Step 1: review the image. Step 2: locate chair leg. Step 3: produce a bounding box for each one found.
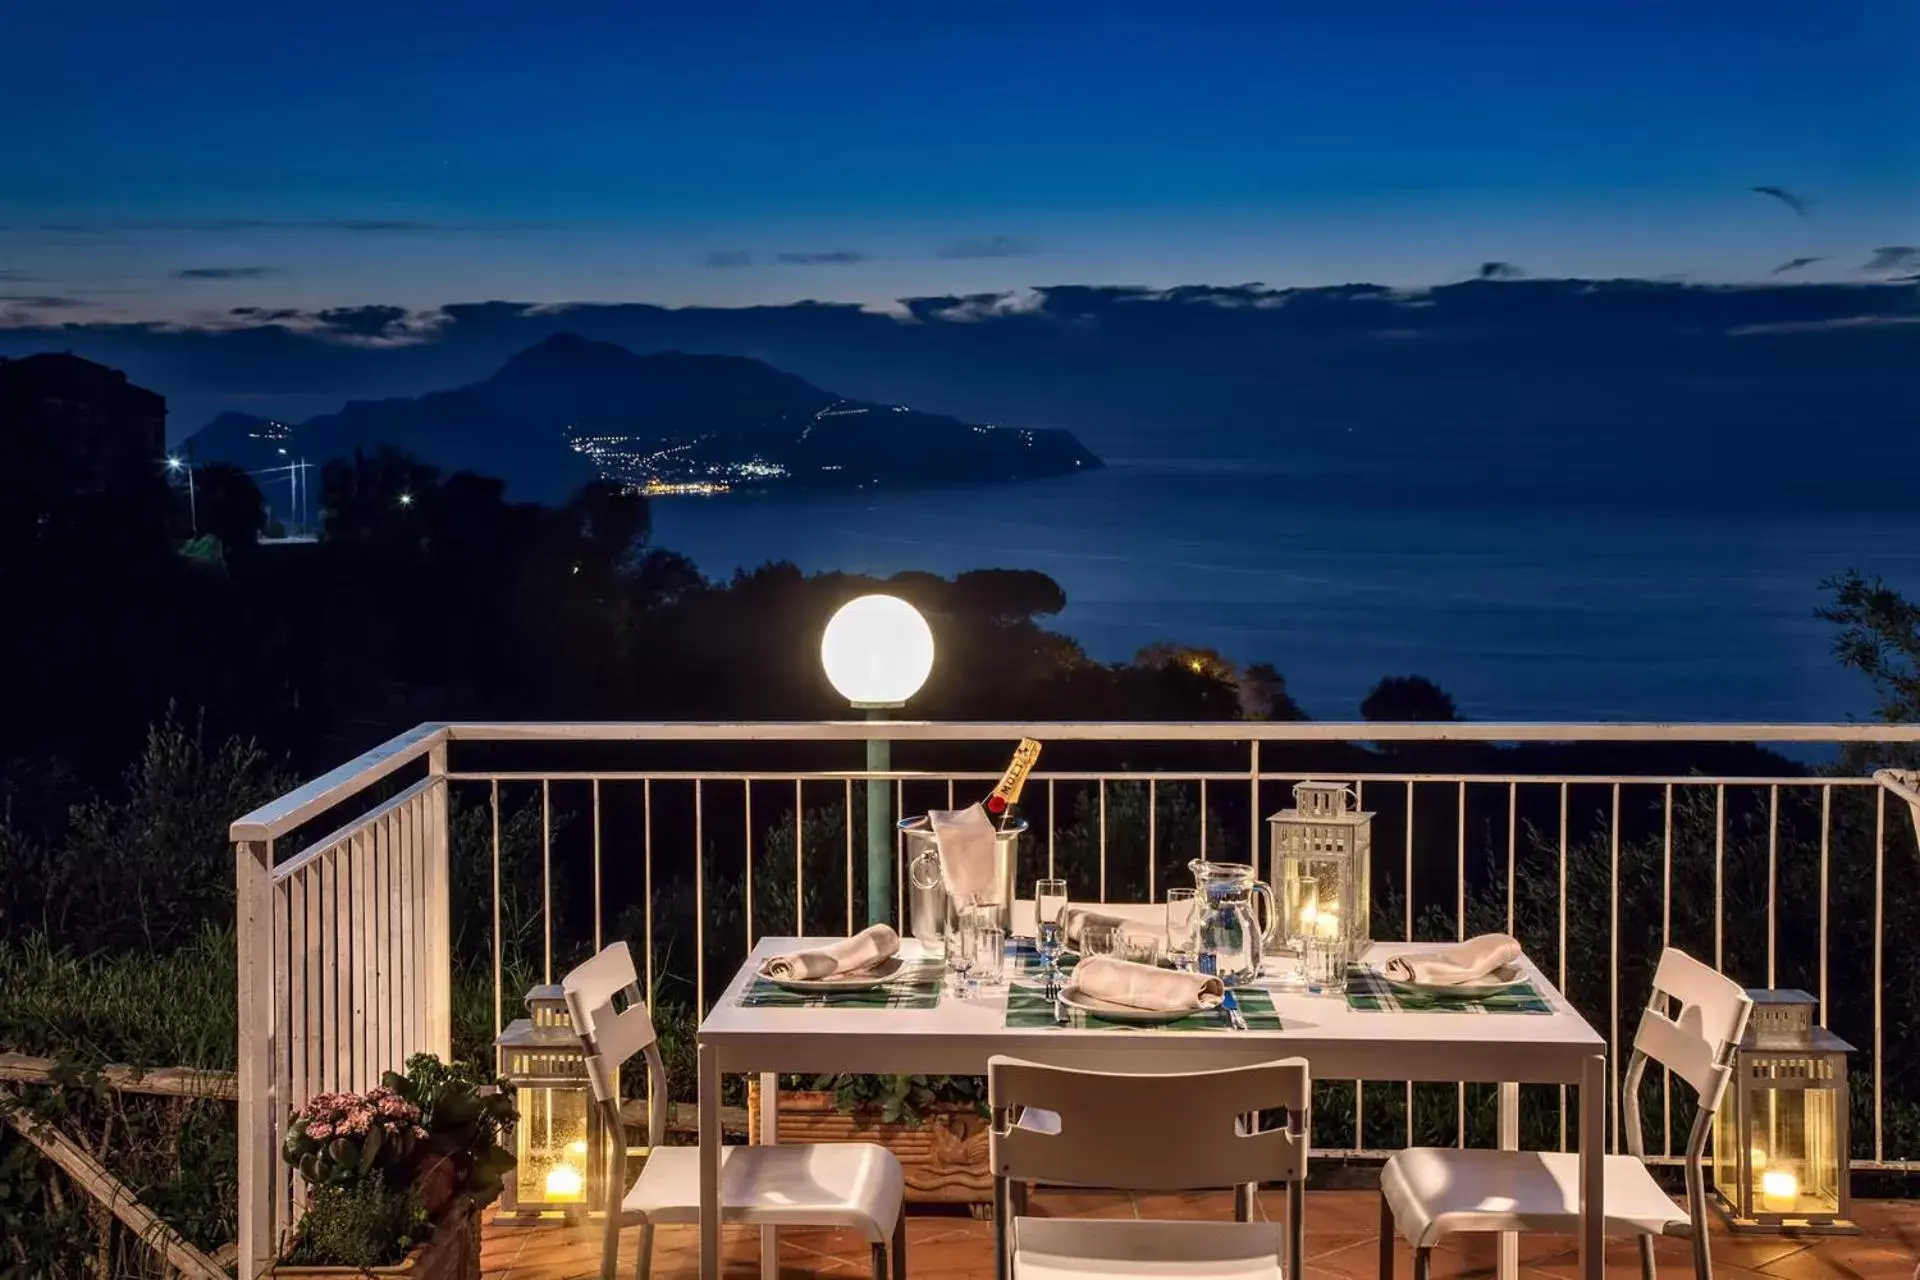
[870,1241,887,1280]
[601,1214,623,1280]
[1413,1246,1433,1280]
[1379,1195,1396,1280]
[1638,1233,1657,1280]
[635,1222,654,1280]
[892,1212,908,1280]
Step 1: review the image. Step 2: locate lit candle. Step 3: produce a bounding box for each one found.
[545,1165,585,1201]
[566,1139,588,1158]
[1315,910,1342,940]
[1760,1168,1797,1214]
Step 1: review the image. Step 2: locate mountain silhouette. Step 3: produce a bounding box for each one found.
[182,334,1100,500]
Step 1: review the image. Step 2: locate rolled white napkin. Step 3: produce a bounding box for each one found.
[763,925,900,981]
[1070,955,1224,1013]
[1385,933,1523,985]
[927,805,1004,909]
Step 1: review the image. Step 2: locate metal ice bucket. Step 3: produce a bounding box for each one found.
[899,815,1026,939]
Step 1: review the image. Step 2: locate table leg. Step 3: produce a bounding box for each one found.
[759,1072,779,1279]
[1498,1082,1519,1280]
[699,1043,721,1280]
[1580,1055,1606,1280]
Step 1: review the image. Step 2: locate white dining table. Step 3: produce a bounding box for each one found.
[697,939,1607,1280]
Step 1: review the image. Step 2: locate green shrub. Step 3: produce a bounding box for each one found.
[283,1181,431,1269]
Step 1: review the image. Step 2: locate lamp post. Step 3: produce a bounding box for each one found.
[165,455,196,534]
[821,595,934,926]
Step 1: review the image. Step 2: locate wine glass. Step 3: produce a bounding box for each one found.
[945,909,977,997]
[1035,877,1069,988]
[1165,887,1198,970]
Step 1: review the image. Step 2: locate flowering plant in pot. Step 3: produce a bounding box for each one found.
[275,1057,514,1277]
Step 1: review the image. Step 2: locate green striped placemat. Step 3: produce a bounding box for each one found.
[736,959,946,1010]
[1343,966,1553,1014]
[1005,981,1282,1032]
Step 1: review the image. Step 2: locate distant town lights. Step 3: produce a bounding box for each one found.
[397,492,414,508]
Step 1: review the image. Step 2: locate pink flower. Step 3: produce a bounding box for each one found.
[413,1125,428,1140]
[306,1121,334,1141]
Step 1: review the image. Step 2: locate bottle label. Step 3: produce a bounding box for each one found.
[985,738,1043,814]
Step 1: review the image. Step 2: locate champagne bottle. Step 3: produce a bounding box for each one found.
[984,738,1042,829]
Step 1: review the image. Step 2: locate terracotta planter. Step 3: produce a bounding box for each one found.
[747,1085,991,1205]
[273,1202,478,1280]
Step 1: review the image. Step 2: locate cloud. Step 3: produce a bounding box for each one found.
[702,250,753,268]
[1727,314,1920,336]
[1861,246,1920,274]
[1477,261,1525,280]
[775,250,868,265]
[0,270,40,282]
[936,235,1040,260]
[1771,256,1824,275]
[176,265,283,280]
[28,218,543,235]
[0,294,88,309]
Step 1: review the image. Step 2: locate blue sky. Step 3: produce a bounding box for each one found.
[4,0,1915,320]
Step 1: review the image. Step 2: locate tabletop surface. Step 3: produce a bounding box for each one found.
[699,938,1606,1061]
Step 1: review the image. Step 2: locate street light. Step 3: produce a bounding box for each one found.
[821,595,934,926]
[165,455,196,534]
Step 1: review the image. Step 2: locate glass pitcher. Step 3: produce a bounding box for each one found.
[1186,859,1278,985]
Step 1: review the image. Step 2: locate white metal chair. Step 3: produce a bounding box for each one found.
[562,943,907,1280]
[989,1054,1312,1280]
[1378,947,1754,1280]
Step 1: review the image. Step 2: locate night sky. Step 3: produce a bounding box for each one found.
[4,0,1916,322]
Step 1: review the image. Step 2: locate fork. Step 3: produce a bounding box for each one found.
[1220,988,1249,1031]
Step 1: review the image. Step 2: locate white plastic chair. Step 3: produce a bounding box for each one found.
[561,943,907,1280]
[1378,947,1754,1280]
[989,1054,1312,1280]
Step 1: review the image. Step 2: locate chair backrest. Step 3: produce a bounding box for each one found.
[1629,947,1752,1115]
[989,1055,1310,1191]
[562,942,665,1112]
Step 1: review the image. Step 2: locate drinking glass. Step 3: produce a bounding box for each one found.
[1121,931,1162,967]
[1035,878,1069,985]
[968,922,1007,987]
[1080,922,1123,959]
[1302,933,1348,994]
[1164,888,1198,969]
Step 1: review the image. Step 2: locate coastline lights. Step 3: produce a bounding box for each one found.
[820,594,934,709]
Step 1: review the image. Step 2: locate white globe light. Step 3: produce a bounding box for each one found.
[821,595,934,708]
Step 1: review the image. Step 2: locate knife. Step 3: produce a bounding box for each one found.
[1220,987,1248,1031]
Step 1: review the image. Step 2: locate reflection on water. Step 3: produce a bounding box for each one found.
[651,462,1920,724]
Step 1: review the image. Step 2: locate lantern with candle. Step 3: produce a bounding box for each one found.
[494,984,605,1224]
[1711,989,1856,1233]
[1269,781,1373,962]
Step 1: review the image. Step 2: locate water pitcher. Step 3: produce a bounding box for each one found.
[1186,859,1278,985]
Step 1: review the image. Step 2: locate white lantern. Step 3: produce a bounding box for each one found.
[495,984,603,1224]
[1268,781,1373,961]
[820,595,934,708]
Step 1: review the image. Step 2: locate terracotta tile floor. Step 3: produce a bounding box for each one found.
[482,1190,1919,1280]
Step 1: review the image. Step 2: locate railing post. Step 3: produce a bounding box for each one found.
[236,836,275,1279]
[428,742,452,1058]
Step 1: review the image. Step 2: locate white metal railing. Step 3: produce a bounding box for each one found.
[232,721,1920,1276]
[233,732,450,1275]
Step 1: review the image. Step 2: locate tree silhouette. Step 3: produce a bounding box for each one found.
[1360,675,1460,722]
[191,463,266,549]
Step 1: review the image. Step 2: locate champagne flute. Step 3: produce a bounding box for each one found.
[1035,878,1069,988]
